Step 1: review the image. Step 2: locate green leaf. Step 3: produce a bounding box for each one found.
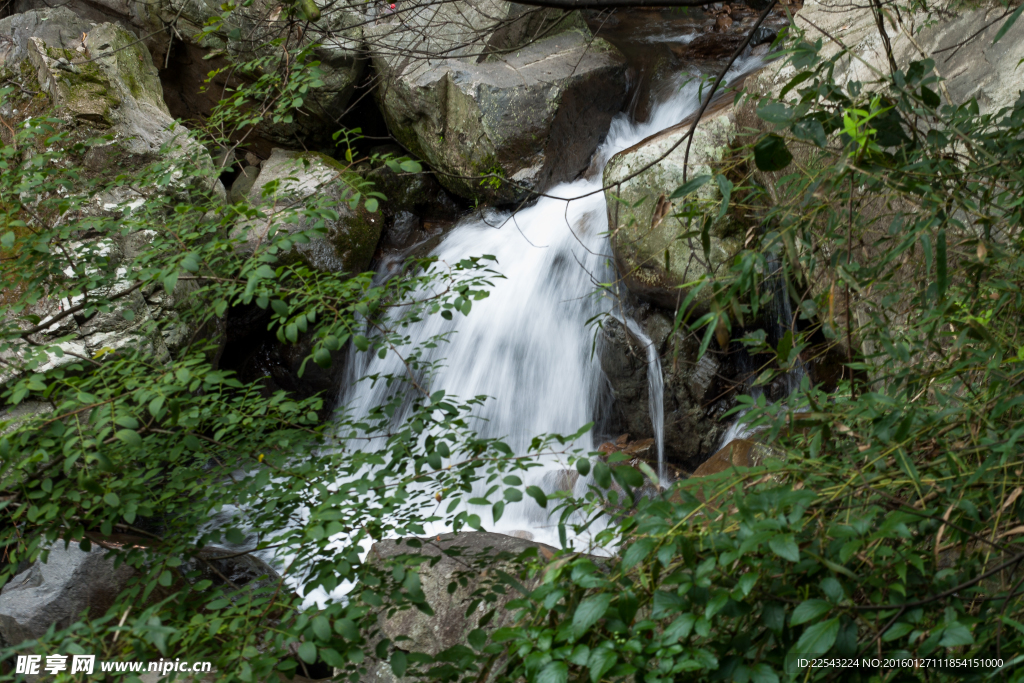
[537,661,567,683]
[572,594,612,640]
[587,648,617,683]
[335,619,358,640]
[754,134,793,172]
[298,641,317,664]
[622,538,656,570]
[399,160,422,173]
[0,232,14,249]
[993,3,1024,44]
[313,347,332,368]
[939,623,973,647]
[715,174,733,220]
[115,415,139,429]
[365,198,378,213]
[576,458,591,476]
[791,599,831,626]
[611,464,643,489]
[390,650,407,678]
[758,101,796,125]
[103,492,120,507]
[882,621,913,641]
[792,118,828,148]
[792,617,840,656]
[312,616,331,641]
[163,271,178,294]
[669,174,711,200]
[768,534,800,562]
[663,613,696,642]
[115,429,142,447]
[525,486,548,508]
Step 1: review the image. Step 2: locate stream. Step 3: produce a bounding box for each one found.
[273,54,765,606]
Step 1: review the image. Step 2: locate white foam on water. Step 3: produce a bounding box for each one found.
[264,56,765,607]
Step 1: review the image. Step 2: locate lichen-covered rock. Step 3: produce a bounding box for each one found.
[0,8,221,379]
[368,2,628,204]
[0,7,93,69]
[10,0,365,147]
[604,108,743,310]
[236,148,383,274]
[21,16,213,165]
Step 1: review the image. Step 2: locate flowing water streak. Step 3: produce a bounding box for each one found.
[621,318,665,484]
[270,57,764,605]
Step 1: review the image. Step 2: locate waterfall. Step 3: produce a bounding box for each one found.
[716,251,806,450]
[620,317,665,485]
[764,251,806,395]
[266,55,766,605]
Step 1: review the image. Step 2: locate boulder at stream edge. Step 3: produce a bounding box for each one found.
[368,1,628,204]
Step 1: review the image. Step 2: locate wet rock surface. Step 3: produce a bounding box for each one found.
[600,311,737,472]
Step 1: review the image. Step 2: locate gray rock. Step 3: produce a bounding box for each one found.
[10,0,365,146]
[362,532,558,683]
[600,314,731,471]
[387,211,421,249]
[603,108,744,310]
[0,541,135,646]
[236,148,383,274]
[229,165,261,204]
[369,3,628,204]
[0,7,93,68]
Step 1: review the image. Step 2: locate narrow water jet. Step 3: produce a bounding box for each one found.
[621,318,666,484]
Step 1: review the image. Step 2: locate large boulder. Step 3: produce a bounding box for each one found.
[368,2,628,204]
[730,0,1024,351]
[600,313,736,472]
[0,541,135,647]
[604,107,745,311]
[362,532,555,683]
[0,540,282,647]
[234,148,383,274]
[10,0,365,145]
[12,12,217,167]
[0,8,221,384]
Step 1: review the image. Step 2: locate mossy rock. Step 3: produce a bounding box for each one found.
[236,148,383,275]
[369,3,628,204]
[604,108,745,311]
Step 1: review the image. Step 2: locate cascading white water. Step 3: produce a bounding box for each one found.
[620,318,666,484]
[336,58,764,527]
[268,56,765,605]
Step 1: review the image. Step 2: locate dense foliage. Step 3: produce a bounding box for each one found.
[2,0,1024,682]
